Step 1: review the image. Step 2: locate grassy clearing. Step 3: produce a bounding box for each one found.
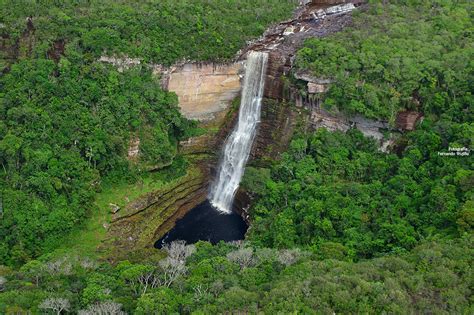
[49,157,190,259]
[49,175,169,259]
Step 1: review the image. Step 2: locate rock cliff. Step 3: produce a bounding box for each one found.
[242,1,362,158]
[161,63,244,122]
[106,164,209,253]
[106,0,382,250]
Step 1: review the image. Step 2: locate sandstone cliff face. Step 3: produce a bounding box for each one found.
[396,111,424,131]
[99,57,244,123]
[251,99,308,160]
[163,63,244,122]
[107,95,240,252]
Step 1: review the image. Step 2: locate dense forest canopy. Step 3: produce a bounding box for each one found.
[0,60,189,265]
[249,0,472,260]
[0,237,472,313]
[0,0,297,266]
[0,0,473,313]
[1,0,296,65]
[296,0,473,122]
[245,127,472,258]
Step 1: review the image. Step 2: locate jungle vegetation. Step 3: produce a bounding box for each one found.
[0,0,472,313]
[0,0,297,266]
[296,0,473,122]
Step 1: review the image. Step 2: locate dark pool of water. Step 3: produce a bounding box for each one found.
[154,200,248,248]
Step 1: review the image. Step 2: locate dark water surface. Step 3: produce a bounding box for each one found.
[154,200,248,248]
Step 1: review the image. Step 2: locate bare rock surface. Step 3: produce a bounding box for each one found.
[165,63,243,122]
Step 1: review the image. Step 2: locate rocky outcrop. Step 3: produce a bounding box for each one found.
[163,63,243,122]
[251,99,308,160]
[396,111,423,131]
[295,71,333,92]
[310,107,396,149]
[99,56,141,72]
[127,135,140,161]
[303,0,360,4]
[235,1,362,160]
[47,39,65,63]
[107,164,209,252]
[100,57,244,123]
[239,1,359,101]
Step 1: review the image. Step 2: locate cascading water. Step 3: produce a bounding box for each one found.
[209,51,269,213]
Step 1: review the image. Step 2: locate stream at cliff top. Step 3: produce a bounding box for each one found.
[154,200,248,248]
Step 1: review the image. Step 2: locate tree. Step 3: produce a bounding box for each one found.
[135,288,182,314]
[39,298,70,315]
[0,276,6,292]
[277,248,303,266]
[120,264,157,296]
[157,240,196,287]
[162,240,196,263]
[226,248,255,270]
[158,257,187,288]
[78,301,125,315]
[20,259,44,287]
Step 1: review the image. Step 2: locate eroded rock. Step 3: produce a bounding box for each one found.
[127,135,140,161]
[308,82,328,93]
[99,55,141,72]
[109,203,120,214]
[396,111,424,131]
[164,63,244,122]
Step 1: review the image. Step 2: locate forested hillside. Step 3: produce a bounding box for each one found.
[1,0,295,65]
[0,0,472,313]
[246,127,472,257]
[296,0,472,122]
[0,0,297,266]
[0,237,472,313]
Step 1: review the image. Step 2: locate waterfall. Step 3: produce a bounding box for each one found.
[209,51,269,214]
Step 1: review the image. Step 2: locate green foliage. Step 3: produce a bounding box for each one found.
[247,126,472,258]
[1,0,472,313]
[0,237,472,313]
[240,167,271,195]
[1,0,296,65]
[248,0,474,260]
[135,288,182,315]
[296,0,473,121]
[0,57,190,266]
[0,0,297,268]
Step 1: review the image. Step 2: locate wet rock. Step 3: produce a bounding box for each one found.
[109,203,120,214]
[308,82,328,93]
[396,111,423,131]
[239,1,357,101]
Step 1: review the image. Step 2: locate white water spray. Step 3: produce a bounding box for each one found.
[209,51,269,213]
